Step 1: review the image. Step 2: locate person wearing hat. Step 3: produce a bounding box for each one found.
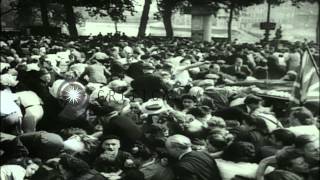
[131,62,169,102]
[165,134,221,180]
[92,88,142,150]
[281,70,298,81]
[94,135,139,179]
[108,79,129,94]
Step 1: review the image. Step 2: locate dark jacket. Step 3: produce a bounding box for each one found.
[214,104,249,124]
[102,115,142,149]
[131,74,169,101]
[223,65,252,76]
[173,151,222,180]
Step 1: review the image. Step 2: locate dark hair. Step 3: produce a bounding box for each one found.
[187,106,211,118]
[207,134,228,151]
[181,94,197,102]
[244,95,262,105]
[180,55,193,63]
[60,128,87,139]
[272,129,296,146]
[294,135,313,149]
[102,134,120,141]
[244,116,268,134]
[123,169,145,180]
[222,141,256,163]
[265,170,302,180]
[59,154,90,175]
[276,149,304,170]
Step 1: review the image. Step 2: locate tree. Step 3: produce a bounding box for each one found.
[63,0,78,38]
[217,0,264,42]
[263,0,286,41]
[156,0,186,38]
[84,0,135,33]
[155,0,221,38]
[291,0,319,43]
[1,0,19,16]
[138,0,152,37]
[156,0,185,38]
[39,0,50,28]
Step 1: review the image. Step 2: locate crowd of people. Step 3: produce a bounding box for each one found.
[0,32,319,180]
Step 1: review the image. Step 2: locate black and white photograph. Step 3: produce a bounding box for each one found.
[0,0,319,180]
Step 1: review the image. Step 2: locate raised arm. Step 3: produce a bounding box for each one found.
[180,61,209,71]
[256,155,277,180]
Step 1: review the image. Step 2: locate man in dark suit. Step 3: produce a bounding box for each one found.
[214,94,263,124]
[223,57,252,76]
[165,134,222,180]
[131,63,169,101]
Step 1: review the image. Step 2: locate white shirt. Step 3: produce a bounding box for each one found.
[286,125,319,139]
[174,66,192,86]
[0,165,26,180]
[15,91,43,107]
[70,63,88,77]
[0,89,22,116]
[216,159,274,180]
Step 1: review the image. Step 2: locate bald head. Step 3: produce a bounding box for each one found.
[165,135,192,158]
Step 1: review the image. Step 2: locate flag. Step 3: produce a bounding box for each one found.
[292,49,320,105]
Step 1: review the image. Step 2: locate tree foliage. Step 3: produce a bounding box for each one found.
[83,0,136,22]
[154,0,184,19]
[49,4,85,26]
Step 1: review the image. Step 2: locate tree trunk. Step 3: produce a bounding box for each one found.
[40,0,50,29]
[138,0,152,37]
[227,5,234,42]
[317,1,319,44]
[114,21,118,32]
[0,0,2,32]
[63,0,78,38]
[162,6,173,38]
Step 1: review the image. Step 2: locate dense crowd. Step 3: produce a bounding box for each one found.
[0,32,319,180]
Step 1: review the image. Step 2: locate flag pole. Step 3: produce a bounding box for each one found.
[305,45,320,77]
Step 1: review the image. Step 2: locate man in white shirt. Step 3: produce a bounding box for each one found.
[0,75,22,134]
[173,57,209,86]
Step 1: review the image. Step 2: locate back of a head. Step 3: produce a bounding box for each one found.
[276,148,303,170]
[166,134,192,150]
[290,107,314,125]
[244,95,262,105]
[272,129,296,146]
[222,141,256,163]
[294,135,314,149]
[59,154,90,175]
[207,134,228,151]
[187,106,211,118]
